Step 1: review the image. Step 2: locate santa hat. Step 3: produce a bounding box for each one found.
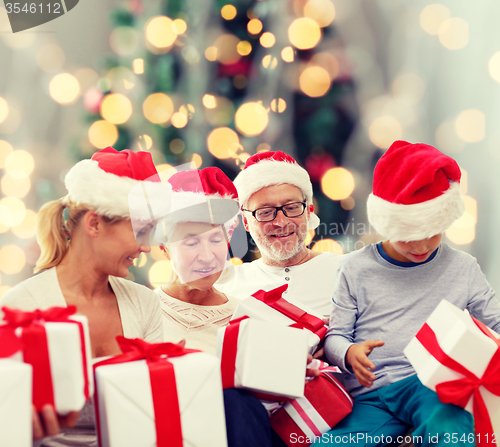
[233,150,320,230]
[62,147,172,222]
[367,140,464,242]
[166,167,239,226]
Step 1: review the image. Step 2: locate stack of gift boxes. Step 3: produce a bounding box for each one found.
[0,284,356,447]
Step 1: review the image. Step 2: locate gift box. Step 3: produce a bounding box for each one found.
[217,316,309,400]
[0,306,93,415]
[0,359,32,447]
[270,366,353,446]
[94,336,228,447]
[231,284,327,354]
[404,299,500,446]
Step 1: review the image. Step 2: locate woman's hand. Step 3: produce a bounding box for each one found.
[346,340,385,388]
[32,405,80,440]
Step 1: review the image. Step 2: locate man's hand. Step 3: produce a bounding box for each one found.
[305,354,321,378]
[32,405,80,440]
[346,340,385,388]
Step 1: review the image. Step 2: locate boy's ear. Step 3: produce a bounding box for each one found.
[83,210,101,238]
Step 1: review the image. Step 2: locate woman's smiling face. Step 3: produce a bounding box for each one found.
[168,222,229,288]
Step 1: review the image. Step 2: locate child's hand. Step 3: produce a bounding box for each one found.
[346,340,385,388]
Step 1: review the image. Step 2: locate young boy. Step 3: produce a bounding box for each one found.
[319,141,500,446]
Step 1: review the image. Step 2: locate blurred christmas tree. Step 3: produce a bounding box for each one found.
[71,0,358,284]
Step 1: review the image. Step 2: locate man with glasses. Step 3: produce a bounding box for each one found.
[216,150,342,317]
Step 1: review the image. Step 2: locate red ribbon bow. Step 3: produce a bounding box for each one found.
[252,285,327,338]
[0,306,90,411]
[94,337,199,447]
[416,318,500,447]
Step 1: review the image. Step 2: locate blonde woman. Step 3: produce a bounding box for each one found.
[2,147,171,445]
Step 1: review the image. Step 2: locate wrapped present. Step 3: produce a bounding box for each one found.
[270,365,353,446]
[0,306,93,414]
[94,336,227,447]
[0,359,32,447]
[404,299,500,447]
[231,284,327,354]
[217,316,309,400]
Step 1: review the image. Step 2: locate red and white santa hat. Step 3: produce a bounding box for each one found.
[233,150,320,230]
[165,167,239,226]
[367,140,464,242]
[62,147,172,222]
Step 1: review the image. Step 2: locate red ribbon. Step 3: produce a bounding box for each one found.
[220,316,248,389]
[416,318,500,447]
[0,306,91,411]
[252,285,326,338]
[93,336,200,447]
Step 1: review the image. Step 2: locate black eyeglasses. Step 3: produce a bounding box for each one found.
[242,202,307,222]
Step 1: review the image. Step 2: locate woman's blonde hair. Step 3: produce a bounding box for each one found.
[34,199,122,273]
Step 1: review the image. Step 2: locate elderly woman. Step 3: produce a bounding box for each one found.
[2,147,171,445]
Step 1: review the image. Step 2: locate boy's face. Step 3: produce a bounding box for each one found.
[385,234,443,263]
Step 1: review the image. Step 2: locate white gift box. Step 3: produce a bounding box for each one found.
[231,294,325,354]
[0,359,32,447]
[217,318,309,399]
[4,311,94,415]
[95,351,228,447]
[404,299,500,433]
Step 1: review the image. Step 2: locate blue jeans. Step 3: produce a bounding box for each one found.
[314,375,475,447]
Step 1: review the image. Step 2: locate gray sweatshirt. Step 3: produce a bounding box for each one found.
[325,243,500,397]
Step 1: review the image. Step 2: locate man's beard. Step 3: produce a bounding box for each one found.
[250,222,307,262]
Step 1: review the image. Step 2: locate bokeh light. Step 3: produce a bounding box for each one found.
[235,102,269,136]
[237,41,252,56]
[149,260,172,288]
[0,140,13,168]
[0,197,26,227]
[420,4,450,35]
[100,94,133,125]
[1,174,30,198]
[133,252,148,268]
[230,258,243,266]
[257,143,271,152]
[110,26,138,56]
[262,55,278,69]
[36,44,65,72]
[143,93,174,124]
[136,134,153,151]
[203,94,217,109]
[311,239,343,254]
[0,245,26,274]
[105,67,136,93]
[49,73,80,105]
[321,167,355,201]
[205,96,235,126]
[288,18,321,50]
[133,58,144,74]
[192,153,203,168]
[173,19,187,34]
[233,75,247,89]
[207,127,240,159]
[341,197,355,211]
[221,5,237,20]
[270,98,287,113]
[489,52,500,84]
[438,18,468,50]
[299,66,331,97]
[205,46,218,61]
[88,120,119,149]
[303,0,336,28]
[11,209,37,239]
[281,46,295,63]
[455,109,485,143]
[368,116,403,149]
[214,34,241,65]
[260,32,276,48]
[170,139,185,154]
[5,150,34,178]
[435,120,465,154]
[171,112,188,128]
[445,196,476,245]
[145,16,178,50]
[247,19,263,35]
